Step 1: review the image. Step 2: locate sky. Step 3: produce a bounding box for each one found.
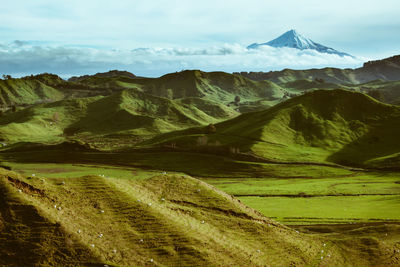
[1,0,399,78]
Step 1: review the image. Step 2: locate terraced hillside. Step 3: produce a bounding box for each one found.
[142,89,400,169]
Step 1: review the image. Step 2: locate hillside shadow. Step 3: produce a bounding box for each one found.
[327,116,400,168]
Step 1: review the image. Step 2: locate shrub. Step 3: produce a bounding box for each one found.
[234,95,241,104]
[206,124,216,134]
[52,112,60,123]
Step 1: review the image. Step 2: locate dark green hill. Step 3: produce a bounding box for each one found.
[68,70,139,82]
[142,89,400,169]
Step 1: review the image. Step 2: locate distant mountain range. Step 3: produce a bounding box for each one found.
[248,29,352,57]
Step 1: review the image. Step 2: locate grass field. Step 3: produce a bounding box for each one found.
[4,160,400,226]
[204,172,400,224]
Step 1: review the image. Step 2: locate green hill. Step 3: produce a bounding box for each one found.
[141,89,400,169]
[0,75,64,108]
[0,89,238,146]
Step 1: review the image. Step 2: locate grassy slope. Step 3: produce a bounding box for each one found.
[0,89,238,144]
[0,167,333,267]
[0,76,64,107]
[141,89,400,168]
[356,80,400,104]
[282,79,350,92]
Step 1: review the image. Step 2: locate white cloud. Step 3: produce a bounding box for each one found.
[0,42,367,78]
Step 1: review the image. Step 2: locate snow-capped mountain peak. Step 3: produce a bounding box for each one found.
[248,29,353,57]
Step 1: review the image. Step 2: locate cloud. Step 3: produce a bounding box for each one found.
[0,41,366,78]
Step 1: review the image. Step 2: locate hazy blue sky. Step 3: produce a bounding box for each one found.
[1,0,399,77]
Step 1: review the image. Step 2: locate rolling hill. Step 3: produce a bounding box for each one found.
[141,89,400,169]
[0,89,238,146]
[73,70,285,107]
[236,55,400,84]
[0,70,285,114]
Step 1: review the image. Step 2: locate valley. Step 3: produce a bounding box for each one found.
[1,55,400,266]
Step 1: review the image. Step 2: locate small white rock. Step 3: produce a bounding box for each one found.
[98,233,103,238]
[32,174,36,177]
[320,256,323,260]
[150,258,154,263]
[54,205,57,209]
[18,189,22,193]
[140,239,144,243]
[77,229,81,234]
[295,230,299,234]
[100,210,105,213]
[58,207,62,211]
[321,250,324,253]
[196,189,201,192]
[327,254,331,257]
[148,203,152,206]
[90,244,95,248]
[323,243,326,247]
[201,220,205,224]
[161,198,165,201]
[256,249,261,253]
[61,181,65,185]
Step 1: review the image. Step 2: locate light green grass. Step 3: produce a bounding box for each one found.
[239,195,400,225]
[4,162,162,180]
[205,173,400,196]
[205,172,400,225]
